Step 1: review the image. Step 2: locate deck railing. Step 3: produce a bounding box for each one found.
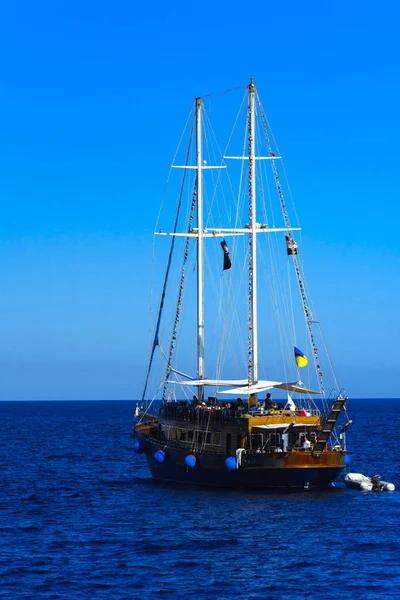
[157,403,320,423]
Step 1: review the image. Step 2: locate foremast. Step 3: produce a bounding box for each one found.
[158,96,225,401]
[196,97,205,400]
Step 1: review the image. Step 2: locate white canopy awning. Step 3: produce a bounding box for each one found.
[273,383,322,395]
[168,378,250,387]
[167,378,322,395]
[219,381,283,395]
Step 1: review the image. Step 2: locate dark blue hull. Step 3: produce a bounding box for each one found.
[145,452,343,489]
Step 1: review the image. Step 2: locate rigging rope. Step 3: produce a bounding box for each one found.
[257,97,325,395]
[162,179,198,400]
[141,124,194,401]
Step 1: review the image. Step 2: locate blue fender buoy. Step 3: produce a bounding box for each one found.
[133,439,144,454]
[344,454,352,466]
[185,454,196,468]
[225,456,237,471]
[154,450,165,463]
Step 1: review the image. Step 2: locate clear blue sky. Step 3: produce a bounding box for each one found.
[1,0,399,399]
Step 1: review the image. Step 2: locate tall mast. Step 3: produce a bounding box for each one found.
[249,78,258,385]
[196,97,204,400]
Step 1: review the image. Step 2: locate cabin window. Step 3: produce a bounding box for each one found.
[196,431,211,444]
[250,433,263,450]
[298,432,313,447]
[212,433,221,446]
[197,431,212,445]
[270,433,281,447]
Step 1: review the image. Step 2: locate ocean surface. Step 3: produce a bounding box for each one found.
[1,398,399,600]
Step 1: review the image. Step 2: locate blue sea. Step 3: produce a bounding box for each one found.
[1,398,399,600]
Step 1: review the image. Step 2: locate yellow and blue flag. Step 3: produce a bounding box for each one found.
[294,346,308,368]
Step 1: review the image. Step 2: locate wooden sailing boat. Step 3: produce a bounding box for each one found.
[133,79,351,488]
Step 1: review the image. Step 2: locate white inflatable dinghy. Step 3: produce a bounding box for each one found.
[344,473,395,491]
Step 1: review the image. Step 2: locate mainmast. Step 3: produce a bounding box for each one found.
[196,97,205,400]
[248,78,258,386]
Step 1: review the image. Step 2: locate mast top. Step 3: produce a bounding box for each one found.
[249,76,255,89]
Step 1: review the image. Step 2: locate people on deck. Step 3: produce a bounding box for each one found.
[303,437,311,450]
[264,393,273,408]
[236,399,245,412]
[248,394,257,412]
[192,395,293,417]
[264,393,278,412]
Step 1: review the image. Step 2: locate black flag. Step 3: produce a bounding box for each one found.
[221,239,232,270]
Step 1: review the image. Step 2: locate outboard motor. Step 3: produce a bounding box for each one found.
[371,474,384,491]
[371,474,395,492]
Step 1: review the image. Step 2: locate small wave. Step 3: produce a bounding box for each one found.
[293,561,315,568]
[172,560,198,568]
[99,478,137,486]
[142,542,168,554]
[46,453,84,460]
[125,476,155,485]
[21,494,43,504]
[19,525,39,533]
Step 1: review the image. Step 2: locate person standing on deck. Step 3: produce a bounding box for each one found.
[264,393,272,409]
